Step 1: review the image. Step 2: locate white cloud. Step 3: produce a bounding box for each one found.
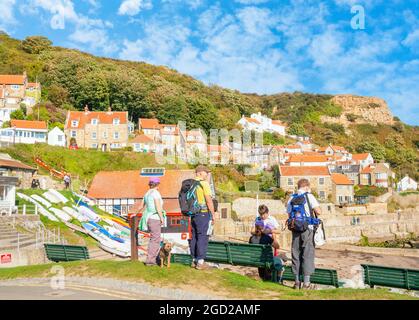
[23,0,115,54]
[0,0,17,32]
[118,0,152,16]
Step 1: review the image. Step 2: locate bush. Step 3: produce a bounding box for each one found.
[21,36,52,54]
[272,188,286,200]
[346,113,358,122]
[355,186,387,197]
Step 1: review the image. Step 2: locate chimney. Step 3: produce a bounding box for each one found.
[84,105,89,114]
[107,106,112,115]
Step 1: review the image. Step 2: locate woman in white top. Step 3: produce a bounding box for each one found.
[138,177,165,266]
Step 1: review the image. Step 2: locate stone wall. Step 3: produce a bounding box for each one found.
[232,197,286,218]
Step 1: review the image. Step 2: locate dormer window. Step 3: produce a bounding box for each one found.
[91,119,98,125]
[71,120,78,128]
[113,118,120,125]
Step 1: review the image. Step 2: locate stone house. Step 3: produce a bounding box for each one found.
[328,162,360,185]
[360,163,395,188]
[278,166,332,201]
[331,173,354,205]
[64,107,129,151]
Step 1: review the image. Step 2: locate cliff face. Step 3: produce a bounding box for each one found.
[321,94,395,127]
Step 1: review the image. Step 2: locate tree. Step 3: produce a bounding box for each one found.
[47,84,70,107]
[21,36,52,54]
[10,109,25,120]
[287,123,306,136]
[356,140,386,162]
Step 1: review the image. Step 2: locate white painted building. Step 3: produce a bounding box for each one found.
[397,175,418,192]
[47,127,66,147]
[237,112,287,135]
[0,120,47,145]
[0,176,18,215]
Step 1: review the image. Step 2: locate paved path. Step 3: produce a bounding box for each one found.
[0,282,159,300]
[0,277,225,300]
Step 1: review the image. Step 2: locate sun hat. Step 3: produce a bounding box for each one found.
[149,177,161,184]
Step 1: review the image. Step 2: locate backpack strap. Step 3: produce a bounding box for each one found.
[304,192,314,219]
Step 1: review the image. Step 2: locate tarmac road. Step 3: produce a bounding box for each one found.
[0,283,160,300]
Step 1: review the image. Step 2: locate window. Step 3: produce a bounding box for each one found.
[103,132,108,139]
[287,178,293,186]
[71,120,78,128]
[319,191,325,199]
[71,131,77,138]
[170,217,182,226]
[91,119,98,125]
[58,135,63,142]
[91,143,98,149]
[11,85,20,90]
[221,208,228,219]
[91,132,97,139]
[319,177,325,185]
[113,132,119,139]
[113,118,120,125]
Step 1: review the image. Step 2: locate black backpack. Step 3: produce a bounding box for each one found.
[179,179,202,217]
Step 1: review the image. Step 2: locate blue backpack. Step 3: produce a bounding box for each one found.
[179,179,202,217]
[287,193,320,233]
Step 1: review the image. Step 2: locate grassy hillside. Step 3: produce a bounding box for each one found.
[0,33,418,180]
[2,144,188,181]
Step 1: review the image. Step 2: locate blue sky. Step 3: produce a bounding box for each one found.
[1,0,418,125]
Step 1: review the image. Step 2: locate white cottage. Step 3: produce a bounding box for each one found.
[0,120,47,145]
[48,127,66,147]
[397,175,418,192]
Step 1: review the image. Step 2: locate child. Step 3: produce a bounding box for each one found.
[251,205,280,249]
[249,205,283,281]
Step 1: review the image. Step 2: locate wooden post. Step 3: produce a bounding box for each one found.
[130,215,140,261]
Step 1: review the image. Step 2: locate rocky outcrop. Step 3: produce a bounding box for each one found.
[322,94,395,127]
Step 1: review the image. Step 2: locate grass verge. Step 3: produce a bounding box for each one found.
[0,260,415,300]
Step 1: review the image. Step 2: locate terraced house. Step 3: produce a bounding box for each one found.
[65,107,128,151]
[278,166,332,201]
[0,72,41,126]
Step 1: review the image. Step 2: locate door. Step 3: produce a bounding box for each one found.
[101,144,107,152]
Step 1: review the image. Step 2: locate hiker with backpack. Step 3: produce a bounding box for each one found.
[138,177,166,266]
[179,165,216,270]
[286,179,321,290]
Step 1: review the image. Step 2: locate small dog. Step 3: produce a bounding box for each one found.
[159,241,172,268]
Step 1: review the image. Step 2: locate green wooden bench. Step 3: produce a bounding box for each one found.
[362,264,419,291]
[171,240,340,287]
[277,265,339,288]
[44,244,90,262]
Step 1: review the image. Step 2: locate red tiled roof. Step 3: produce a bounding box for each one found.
[244,117,261,124]
[280,166,330,176]
[10,120,47,130]
[65,111,128,129]
[272,120,285,126]
[27,82,40,89]
[129,198,181,214]
[88,169,196,199]
[0,159,36,171]
[0,75,26,85]
[208,144,229,153]
[284,145,301,149]
[352,153,370,161]
[287,154,330,163]
[139,118,160,129]
[331,173,353,185]
[361,166,373,174]
[330,145,348,152]
[130,134,154,144]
